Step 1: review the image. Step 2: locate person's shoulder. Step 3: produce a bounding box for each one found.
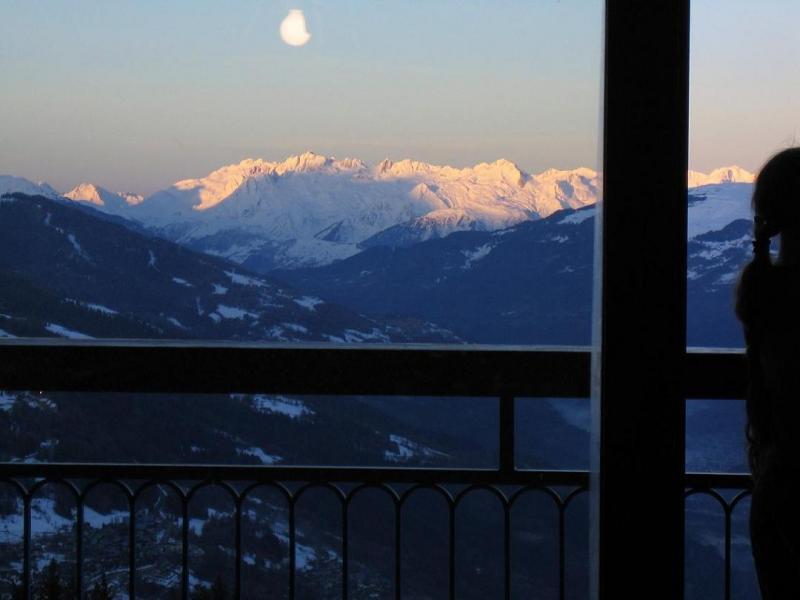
[770,263,800,290]
[762,265,800,324]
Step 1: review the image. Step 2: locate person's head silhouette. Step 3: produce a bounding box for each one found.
[738,148,800,324]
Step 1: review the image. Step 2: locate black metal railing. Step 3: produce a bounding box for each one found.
[0,342,751,599]
[684,473,752,600]
[1,464,588,600]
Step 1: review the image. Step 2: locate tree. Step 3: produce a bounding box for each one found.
[8,578,25,600]
[87,573,115,600]
[34,559,62,600]
[191,574,227,600]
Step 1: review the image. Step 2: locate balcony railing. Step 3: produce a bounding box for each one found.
[0,341,750,599]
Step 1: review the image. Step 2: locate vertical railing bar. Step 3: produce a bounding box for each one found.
[234,497,243,600]
[449,502,456,600]
[128,496,136,600]
[129,496,136,600]
[76,498,84,598]
[504,502,511,600]
[559,501,566,600]
[395,501,401,600]
[499,395,515,474]
[724,505,732,600]
[342,498,348,600]
[181,494,189,600]
[289,499,296,600]
[23,493,31,600]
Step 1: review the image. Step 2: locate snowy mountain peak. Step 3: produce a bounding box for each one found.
[0,175,60,200]
[279,151,331,173]
[377,158,394,174]
[64,183,144,208]
[688,165,755,188]
[473,159,528,186]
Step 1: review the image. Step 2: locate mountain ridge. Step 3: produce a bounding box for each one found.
[2,157,757,271]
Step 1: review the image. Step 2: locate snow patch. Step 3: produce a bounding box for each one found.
[236,447,282,464]
[293,296,323,311]
[461,243,493,269]
[341,329,391,343]
[225,271,265,287]
[715,271,740,285]
[212,283,228,295]
[45,323,93,339]
[83,507,128,529]
[0,392,15,412]
[67,233,91,261]
[85,303,117,315]
[243,395,314,419]
[384,434,446,463]
[172,277,193,287]
[558,207,595,225]
[0,328,15,338]
[167,317,187,329]
[695,235,751,261]
[215,305,258,320]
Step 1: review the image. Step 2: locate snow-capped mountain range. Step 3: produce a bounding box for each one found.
[687,166,755,188]
[2,155,755,270]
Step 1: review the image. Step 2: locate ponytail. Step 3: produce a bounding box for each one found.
[736,229,773,476]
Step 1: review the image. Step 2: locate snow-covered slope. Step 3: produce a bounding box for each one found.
[687,181,754,238]
[63,152,600,270]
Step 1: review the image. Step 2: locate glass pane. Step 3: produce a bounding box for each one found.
[688,0,800,349]
[0,2,602,598]
[685,399,747,473]
[686,2,797,595]
[516,398,589,470]
[0,1,601,348]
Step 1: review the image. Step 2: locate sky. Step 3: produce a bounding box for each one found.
[0,1,796,194]
[689,0,800,174]
[0,0,603,193]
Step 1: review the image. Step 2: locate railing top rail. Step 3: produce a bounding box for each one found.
[0,463,753,492]
[0,342,747,398]
[0,462,590,486]
[0,337,592,352]
[0,342,591,396]
[684,472,752,490]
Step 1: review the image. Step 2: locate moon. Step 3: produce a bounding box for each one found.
[280,9,311,47]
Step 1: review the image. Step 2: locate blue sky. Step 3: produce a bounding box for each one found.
[0,1,796,193]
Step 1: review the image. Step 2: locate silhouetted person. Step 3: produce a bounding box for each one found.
[737,147,800,599]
